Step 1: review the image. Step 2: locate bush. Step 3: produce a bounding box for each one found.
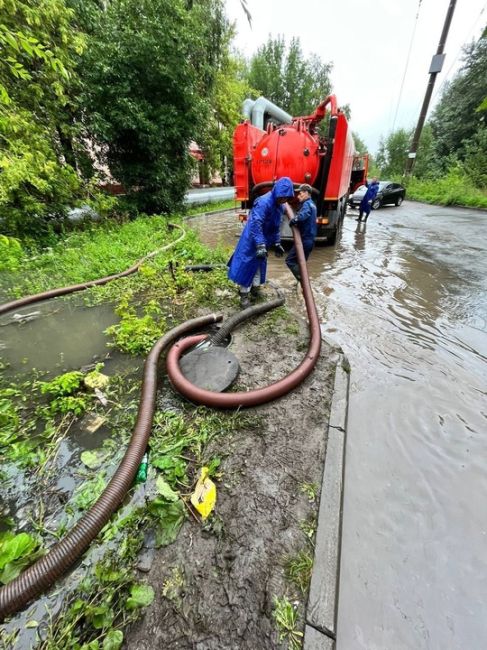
[406,165,487,209]
[0,109,82,239]
[81,0,227,214]
[0,235,23,271]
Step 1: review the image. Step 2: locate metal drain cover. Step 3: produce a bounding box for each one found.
[179,346,240,392]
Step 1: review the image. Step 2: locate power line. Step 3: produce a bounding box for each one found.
[391,0,486,135]
[431,0,487,105]
[405,0,458,175]
[398,2,486,132]
[391,0,423,134]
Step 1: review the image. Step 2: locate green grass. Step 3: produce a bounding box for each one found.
[1,198,236,298]
[284,549,314,595]
[406,169,487,209]
[186,198,235,216]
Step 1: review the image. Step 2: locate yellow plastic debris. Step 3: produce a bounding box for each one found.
[190,467,216,519]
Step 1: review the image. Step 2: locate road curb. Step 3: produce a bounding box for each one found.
[304,349,349,650]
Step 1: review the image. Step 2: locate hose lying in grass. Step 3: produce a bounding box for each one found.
[0,223,186,317]
[0,221,321,619]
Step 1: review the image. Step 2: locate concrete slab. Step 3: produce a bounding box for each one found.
[304,624,335,650]
[306,357,349,640]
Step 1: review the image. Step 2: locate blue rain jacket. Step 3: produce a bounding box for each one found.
[360,180,380,211]
[228,177,295,287]
[293,197,317,246]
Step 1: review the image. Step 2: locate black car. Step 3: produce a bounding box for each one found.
[348,181,406,210]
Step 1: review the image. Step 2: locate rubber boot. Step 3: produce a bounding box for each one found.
[239,291,251,309]
[289,264,301,282]
[250,285,261,298]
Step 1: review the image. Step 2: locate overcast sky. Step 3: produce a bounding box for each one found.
[225,0,486,153]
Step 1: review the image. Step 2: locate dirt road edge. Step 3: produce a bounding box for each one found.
[304,349,350,650]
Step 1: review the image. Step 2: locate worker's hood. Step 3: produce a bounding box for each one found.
[271,177,295,201]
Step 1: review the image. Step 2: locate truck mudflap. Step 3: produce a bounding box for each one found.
[280,207,341,243]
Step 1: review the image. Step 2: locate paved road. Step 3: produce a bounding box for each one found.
[185,186,234,205]
[324,203,487,650]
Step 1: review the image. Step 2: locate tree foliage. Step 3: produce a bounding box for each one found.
[0,0,86,238]
[376,27,486,189]
[199,45,251,182]
[376,128,410,178]
[376,125,438,180]
[81,0,228,213]
[352,132,367,154]
[430,28,487,163]
[0,0,83,110]
[193,28,251,181]
[463,126,487,187]
[247,36,332,116]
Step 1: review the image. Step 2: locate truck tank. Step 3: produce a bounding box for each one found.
[251,127,320,188]
[233,95,362,244]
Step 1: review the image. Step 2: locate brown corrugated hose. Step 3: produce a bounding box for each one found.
[0,313,221,619]
[0,217,320,619]
[166,224,321,407]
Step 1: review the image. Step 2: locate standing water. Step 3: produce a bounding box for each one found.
[0,297,118,376]
[331,204,487,650]
[191,202,487,649]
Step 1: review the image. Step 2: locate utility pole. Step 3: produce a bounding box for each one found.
[405,0,458,176]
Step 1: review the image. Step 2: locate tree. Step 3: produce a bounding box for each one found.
[199,43,252,182]
[81,0,228,213]
[376,129,410,177]
[413,124,439,179]
[430,27,487,163]
[352,132,367,154]
[0,0,85,238]
[463,126,487,187]
[247,36,332,116]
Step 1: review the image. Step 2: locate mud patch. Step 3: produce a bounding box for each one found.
[126,289,337,649]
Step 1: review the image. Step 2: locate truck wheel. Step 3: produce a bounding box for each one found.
[372,198,381,210]
[327,229,337,245]
[395,196,403,206]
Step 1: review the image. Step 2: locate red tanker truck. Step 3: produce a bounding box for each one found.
[233,95,367,244]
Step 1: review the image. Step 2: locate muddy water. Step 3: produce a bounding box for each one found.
[0,298,118,376]
[191,203,487,649]
[0,296,141,648]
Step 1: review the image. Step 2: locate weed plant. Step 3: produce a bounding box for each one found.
[1,202,234,298]
[299,482,318,503]
[284,549,314,595]
[405,168,487,209]
[0,205,297,647]
[32,406,257,648]
[0,350,259,647]
[272,596,303,650]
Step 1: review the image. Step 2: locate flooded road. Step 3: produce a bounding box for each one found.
[192,202,487,649]
[332,204,487,650]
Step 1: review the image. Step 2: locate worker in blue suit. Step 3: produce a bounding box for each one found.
[228,177,295,308]
[357,178,379,222]
[286,183,317,282]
